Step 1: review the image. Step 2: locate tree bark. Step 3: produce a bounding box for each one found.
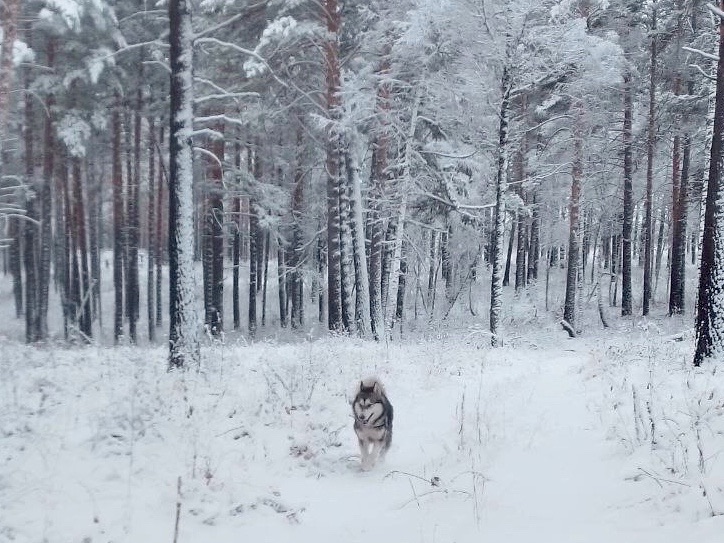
[490,67,511,347]
[324,0,344,332]
[168,0,200,368]
[345,142,370,336]
[38,39,55,340]
[642,6,658,316]
[694,0,724,365]
[563,105,584,334]
[148,118,157,341]
[112,95,124,343]
[622,70,634,316]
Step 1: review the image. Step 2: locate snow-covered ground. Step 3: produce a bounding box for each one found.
[2,326,723,542]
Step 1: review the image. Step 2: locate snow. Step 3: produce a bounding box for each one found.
[2,327,723,542]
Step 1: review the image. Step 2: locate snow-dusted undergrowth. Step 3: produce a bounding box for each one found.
[591,331,724,521]
[2,327,723,542]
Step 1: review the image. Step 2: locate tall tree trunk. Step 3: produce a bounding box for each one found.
[147,118,157,341]
[563,106,584,335]
[383,87,420,335]
[168,0,200,368]
[291,125,305,329]
[527,189,540,283]
[156,126,165,328]
[345,142,370,336]
[324,0,344,332]
[427,229,437,315]
[203,127,224,336]
[277,237,287,327]
[72,158,92,339]
[23,59,38,343]
[642,7,657,316]
[622,70,634,317]
[490,67,511,347]
[367,56,391,340]
[112,95,124,343]
[88,152,101,325]
[670,2,692,316]
[339,156,354,332]
[248,202,259,338]
[232,137,242,330]
[261,229,270,327]
[694,1,724,366]
[38,40,55,340]
[125,91,142,343]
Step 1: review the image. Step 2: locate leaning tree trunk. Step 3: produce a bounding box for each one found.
[694,1,724,366]
[563,106,584,336]
[490,67,511,347]
[168,0,200,368]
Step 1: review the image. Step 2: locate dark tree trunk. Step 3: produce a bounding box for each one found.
[23,60,38,342]
[324,0,344,332]
[277,237,287,327]
[156,126,165,328]
[9,217,23,318]
[232,137,242,330]
[261,229,270,327]
[622,70,634,316]
[147,117,157,341]
[503,215,516,287]
[563,107,583,334]
[527,189,539,283]
[290,126,305,329]
[490,67,511,347]
[694,0,724,366]
[642,7,658,316]
[203,127,224,336]
[112,96,124,343]
[427,230,437,312]
[248,203,258,337]
[38,41,55,340]
[72,158,92,339]
[394,239,408,330]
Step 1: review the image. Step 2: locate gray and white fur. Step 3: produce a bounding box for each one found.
[351,377,393,470]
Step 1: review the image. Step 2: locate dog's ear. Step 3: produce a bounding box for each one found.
[360,380,364,391]
[373,381,380,394]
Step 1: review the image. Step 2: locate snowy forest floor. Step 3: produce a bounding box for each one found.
[2,322,724,542]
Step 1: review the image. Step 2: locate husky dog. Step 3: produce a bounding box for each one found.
[351,377,393,470]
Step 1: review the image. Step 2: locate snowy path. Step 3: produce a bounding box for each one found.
[477,349,639,542]
[236,347,719,543]
[3,340,722,543]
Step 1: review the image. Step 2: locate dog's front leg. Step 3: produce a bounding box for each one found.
[359,438,372,471]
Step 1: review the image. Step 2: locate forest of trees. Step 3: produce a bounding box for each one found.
[2,0,724,366]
